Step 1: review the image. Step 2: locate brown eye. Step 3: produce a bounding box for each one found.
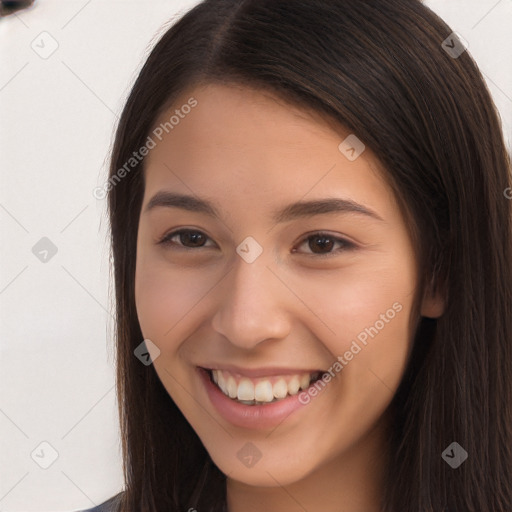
[308,234,335,253]
[293,232,356,256]
[159,229,214,249]
[178,231,207,247]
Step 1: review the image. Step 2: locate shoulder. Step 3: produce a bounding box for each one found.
[74,491,124,512]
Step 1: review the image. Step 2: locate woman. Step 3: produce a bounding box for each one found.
[81,0,512,510]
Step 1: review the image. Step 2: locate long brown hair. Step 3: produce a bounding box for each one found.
[106,1,512,510]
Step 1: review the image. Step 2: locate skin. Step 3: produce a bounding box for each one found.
[134,83,444,512]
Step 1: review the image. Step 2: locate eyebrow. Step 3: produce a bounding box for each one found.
[143,191,384,222]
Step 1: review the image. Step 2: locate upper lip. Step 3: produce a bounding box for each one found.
[200,364,325,378]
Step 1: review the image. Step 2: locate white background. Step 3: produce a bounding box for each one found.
[0,1,511,510]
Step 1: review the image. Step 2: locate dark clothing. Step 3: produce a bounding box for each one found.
[76,492,123,512]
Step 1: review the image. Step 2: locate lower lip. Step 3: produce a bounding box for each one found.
[198,367,315,430]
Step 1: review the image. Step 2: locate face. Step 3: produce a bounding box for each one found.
[134,83,443,487]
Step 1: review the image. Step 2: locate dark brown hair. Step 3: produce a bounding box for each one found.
[106,0,512,510]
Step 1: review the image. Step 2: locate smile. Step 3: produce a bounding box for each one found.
[198,366,330,429]
[205,368,324,405]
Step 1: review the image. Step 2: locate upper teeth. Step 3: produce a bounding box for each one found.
[211,369,320,404]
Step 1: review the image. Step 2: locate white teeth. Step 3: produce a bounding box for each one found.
[237,378,255,401]
[216,371,228,395]
[287,376,300,395]
[227,376,238,399]
[254,380,274,402]
[273,378,288,399]
[210,369,320,404]
[299,373,310,390]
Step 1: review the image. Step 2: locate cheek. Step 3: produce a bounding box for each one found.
[135,257,201,342]
[134,250,226,353]
[299,264,415,437]
[303,254,416,380]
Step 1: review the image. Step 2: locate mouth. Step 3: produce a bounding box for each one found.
[202,367,326,406]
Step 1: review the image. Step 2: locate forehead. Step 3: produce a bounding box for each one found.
[142,83,393,217]
[148,84,349,155]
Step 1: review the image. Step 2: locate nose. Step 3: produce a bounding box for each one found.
[210,254,292,350]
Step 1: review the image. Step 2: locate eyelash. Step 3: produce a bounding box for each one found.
[157,229,357,257]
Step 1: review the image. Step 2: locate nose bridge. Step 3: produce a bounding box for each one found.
[211,251,291,349]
